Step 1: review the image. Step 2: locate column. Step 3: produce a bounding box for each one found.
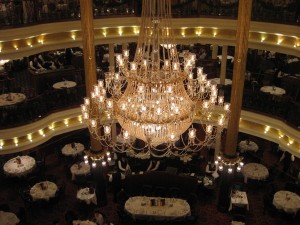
[108,44,115,72]
[214,127,222,160]
[212,44,218,59]
[79,0,101,151]
[220,45,228,85]
[224,0,253,158]
[122,43,128,51]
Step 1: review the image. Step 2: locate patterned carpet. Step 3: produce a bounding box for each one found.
[0,133,299,225]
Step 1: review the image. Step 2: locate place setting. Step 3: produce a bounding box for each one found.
[30,180,58,201]
[3,155,36,177]
[76,187,97,205]
[62,142,85,157]
[70,162,91,180]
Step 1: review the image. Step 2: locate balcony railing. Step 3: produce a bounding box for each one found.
[0,0,298,29]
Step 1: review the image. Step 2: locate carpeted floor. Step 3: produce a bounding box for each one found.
[0,133,299,225]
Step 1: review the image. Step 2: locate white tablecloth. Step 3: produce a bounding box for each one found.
[3,156,36,177]
[209,78,232,86]
[76,188,97,205]
[70,162,91,180]
[125,196,190,220]
[0,211,20,225]
[229,191,249,211]
[0,93,26,107]
[260,86,286,95]
[30,181,58,201]
[62,143,84,156]
[273,191,300,214]
[73,220,96,225]
[242,163,269,183]
[53,81,77,89]
[239,141,259,153]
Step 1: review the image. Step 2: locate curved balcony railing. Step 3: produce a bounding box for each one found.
[0,75,299,130]
[0,0,299,29]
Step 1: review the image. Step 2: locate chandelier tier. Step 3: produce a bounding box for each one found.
[81,0,231,159]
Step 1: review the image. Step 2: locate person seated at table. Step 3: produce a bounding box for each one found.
[53,57,64,69]
[29,56,46,71]
[199,48,207,60]
[146,159,161,172]
[38,52,56,70]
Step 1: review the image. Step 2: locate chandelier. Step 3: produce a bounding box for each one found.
[81,0,230,161]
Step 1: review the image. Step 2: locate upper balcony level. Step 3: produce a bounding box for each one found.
[0,0,299,157]
[0,0,299,60]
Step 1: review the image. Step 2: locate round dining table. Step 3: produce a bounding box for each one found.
[0,211,20,225]
[242,163,269,183]
[273,190,300,215]
[3,155,36,177]
[76,187,97,205]
[0,93,26,107]
[70,162,91,180]
[209,78,232,86]
[125,196,190,220]
[61,143,84,157]
[260,86,286,96]
[53,81,77,89]
[239,140,259,153]
[30,181,58,201]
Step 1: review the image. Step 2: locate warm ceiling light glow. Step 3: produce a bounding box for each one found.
[261,37,265,42]
[71,34,76,40]
[49,124,55,130]
[0,140,3,149]
[118,28,123,36]
[39,129,45,137]
[14,137,18,146]
[195,28,202,36]
[64,119,69,127]
[264,126,270,133]
[277,39,283,45]
[133,27,139,35]
[27,134,32,142]
[14,46,18,50]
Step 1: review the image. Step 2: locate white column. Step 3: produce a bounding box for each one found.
[212,44,218,59]
[122,43,128,51]
[108,44,115,72]
[220,45,228,85]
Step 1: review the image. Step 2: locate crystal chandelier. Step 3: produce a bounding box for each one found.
[81,0,230,160]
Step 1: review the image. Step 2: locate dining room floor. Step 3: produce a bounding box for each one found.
[0,134,299,225]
